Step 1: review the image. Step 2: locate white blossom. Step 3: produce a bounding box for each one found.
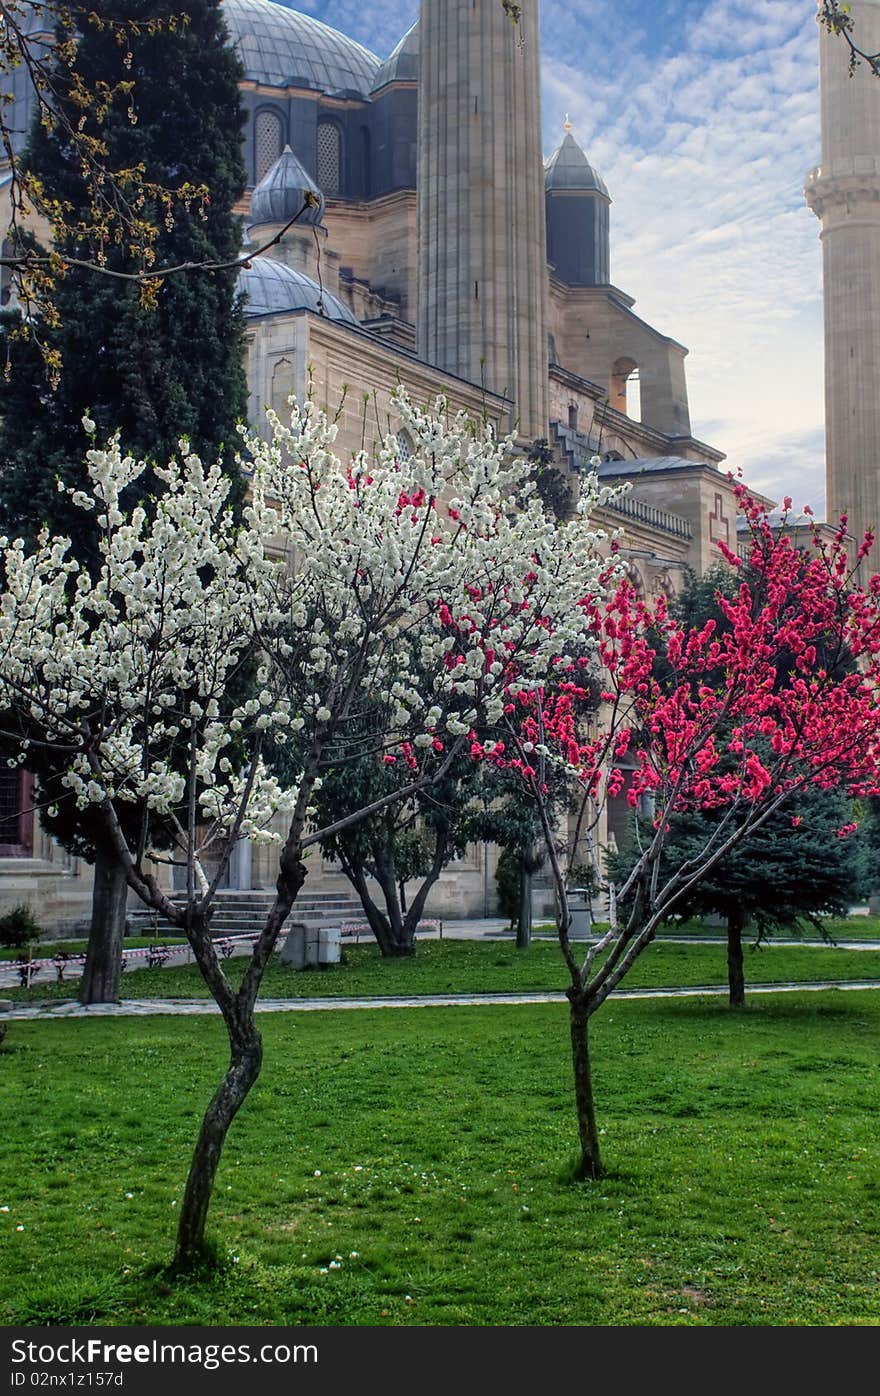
[0,388,618,918]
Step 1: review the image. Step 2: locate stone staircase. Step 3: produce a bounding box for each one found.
[127,890,363,941]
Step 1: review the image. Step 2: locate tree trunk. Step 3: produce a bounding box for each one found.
[399,829,448,951]
[569,999,602,1180]
[382,943,415,958]
[516,864,532,949]
[174,848,306,1270]
[174,1004,263,1270]
[344,838,448,959]
[727,906,746,1009]
[343,856,402,957]
[369,848,417,957]
[78,848,128,1004]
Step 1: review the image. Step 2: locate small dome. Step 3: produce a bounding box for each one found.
[372,21,419,92]
[222,0,379,97]
[545,131,610,200]
[249,145,325,227]
[239,258,358,324]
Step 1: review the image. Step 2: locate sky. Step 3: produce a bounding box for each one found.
[297,0,829,513]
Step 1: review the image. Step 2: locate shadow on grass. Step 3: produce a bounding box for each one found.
[630,996,861,1026]
[556,1154,633,1187]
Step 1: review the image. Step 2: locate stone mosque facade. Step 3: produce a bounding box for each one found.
[3,0,846,929]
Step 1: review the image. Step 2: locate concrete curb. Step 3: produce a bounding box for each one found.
[4,978,880,1022]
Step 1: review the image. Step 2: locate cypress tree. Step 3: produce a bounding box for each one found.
[0,1,249,1002]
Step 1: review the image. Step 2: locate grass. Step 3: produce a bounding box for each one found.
[536,914,880,943]
[0,935,186,962]
[655,915,880,944]
[4,935,880,1005]
[3,913,876,966]
[0,992,878,1325]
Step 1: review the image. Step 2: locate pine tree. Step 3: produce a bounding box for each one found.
[0,0,249,1002]
[613,794,869,1008]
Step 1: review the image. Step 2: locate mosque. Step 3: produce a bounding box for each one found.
[231,0,733,597]
[0,0,870,929]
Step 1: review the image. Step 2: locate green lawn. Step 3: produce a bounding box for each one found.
[3,914,877,968]
[0,935,185,961]
[654,915,880,944]
[534,914,880,943]
[0,993,878,1325]
[5,936,880,1004]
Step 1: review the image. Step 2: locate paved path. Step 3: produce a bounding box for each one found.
[4,978,880,1022]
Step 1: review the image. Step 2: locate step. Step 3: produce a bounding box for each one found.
[127,892,363,939]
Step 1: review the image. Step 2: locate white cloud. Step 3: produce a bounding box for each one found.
[300,0,417,56]
[541,0,827,511]
[308,0,830,512]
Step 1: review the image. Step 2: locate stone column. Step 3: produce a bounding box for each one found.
[805,0,880,552]
[417,0,548,440]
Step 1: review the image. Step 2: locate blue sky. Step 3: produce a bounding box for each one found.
[296,0,827,513]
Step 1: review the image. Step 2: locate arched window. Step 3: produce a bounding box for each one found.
[611,356,641,421]
[317,120,342,197]
[254,108,283,184]
[0,769,33,856]
[625,562,646,600]
[395,430,413,463]
[626,369,642,423]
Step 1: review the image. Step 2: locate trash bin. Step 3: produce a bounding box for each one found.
[318,927,342,966]
[280,923,311,968]
[280,923,342,969]
[568,888,592,940]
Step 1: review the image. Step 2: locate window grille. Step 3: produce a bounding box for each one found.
[317,121,342,196]
[0,765,26,848]
[0,769,22,846]
[254,109,283,184]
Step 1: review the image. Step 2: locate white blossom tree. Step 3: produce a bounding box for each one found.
[0,388,619,1267]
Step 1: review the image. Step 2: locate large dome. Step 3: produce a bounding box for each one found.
[222,0,380,96]
[372,21,419,93]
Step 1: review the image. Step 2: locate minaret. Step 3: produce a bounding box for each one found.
[545,119,611,287]
[805,0,880,549]
[417,0,548,440]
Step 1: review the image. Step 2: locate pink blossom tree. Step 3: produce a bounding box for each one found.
[488,492,880,1180]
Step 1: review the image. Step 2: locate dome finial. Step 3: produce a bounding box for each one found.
[564,113,572,134]
[545,126,610,200]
